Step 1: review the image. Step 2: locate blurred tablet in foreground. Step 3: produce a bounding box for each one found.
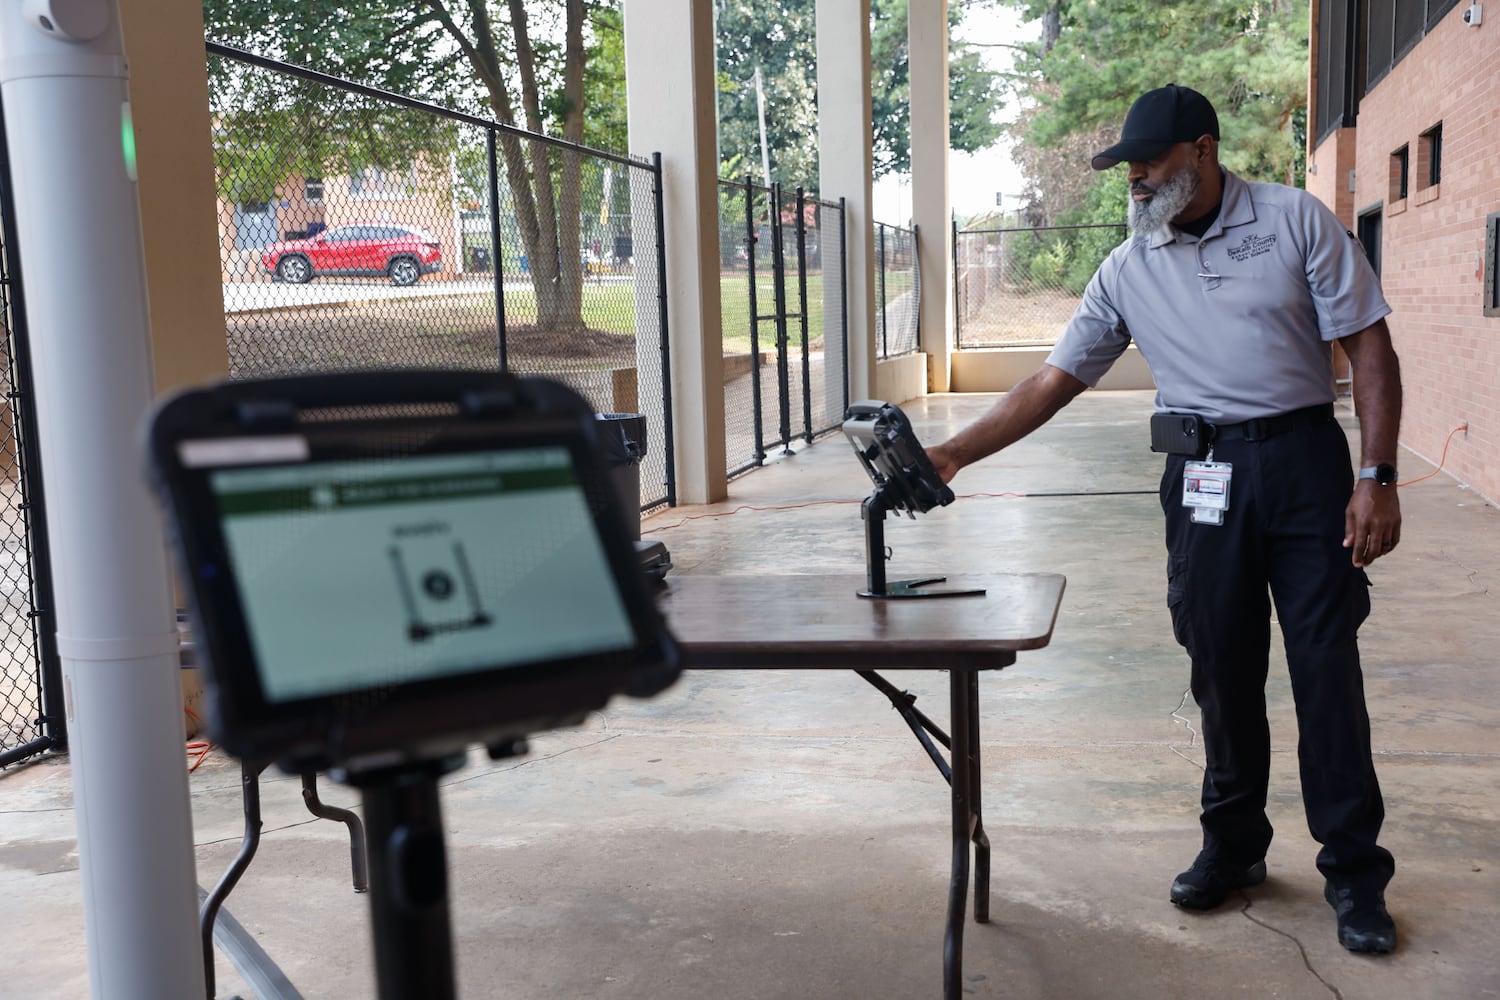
[147,370,680,774]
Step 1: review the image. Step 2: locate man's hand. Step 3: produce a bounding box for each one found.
[1344,480,1401,567]
[920,365,1089,487]
[926,443,960,485]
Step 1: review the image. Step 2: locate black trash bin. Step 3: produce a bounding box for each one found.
[595,412,647,541]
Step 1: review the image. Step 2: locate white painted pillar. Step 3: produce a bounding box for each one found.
[624,0,727,505]
[816,0,877,402]
[909,0,953,393]
[0,2,204,996]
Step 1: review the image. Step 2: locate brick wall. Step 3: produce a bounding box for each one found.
[1311,6,1500,502]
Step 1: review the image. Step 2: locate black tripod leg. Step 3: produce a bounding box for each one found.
[201,763,263,999]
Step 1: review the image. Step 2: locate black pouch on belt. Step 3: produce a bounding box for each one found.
[1149,412,1209,459]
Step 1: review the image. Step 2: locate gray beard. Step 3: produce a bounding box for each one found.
[1128,166,1202,235]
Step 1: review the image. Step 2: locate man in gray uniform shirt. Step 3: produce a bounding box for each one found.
[927,85,1402,954]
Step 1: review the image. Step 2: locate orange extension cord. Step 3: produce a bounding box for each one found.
[184,706,214,773]
[1397,423,1468,487]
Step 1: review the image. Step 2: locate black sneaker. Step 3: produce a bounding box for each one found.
[1169,853,1268,910]
[1324,882,1397,954]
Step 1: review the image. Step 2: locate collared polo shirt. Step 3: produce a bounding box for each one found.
[1045,169,1391,423]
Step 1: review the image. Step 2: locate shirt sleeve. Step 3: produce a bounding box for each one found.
[1299,192,1393,340]
[1044,255,1133,386]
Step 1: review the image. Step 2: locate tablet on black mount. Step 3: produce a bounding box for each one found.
[147,370,680,775]
[842,400,984,599]
[150,370,682,1000]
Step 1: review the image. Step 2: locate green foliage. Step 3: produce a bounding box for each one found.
[996,0,1310,219]
[1028,238,1070,286]
[988,166,1126,296]
[1056,167,1127,292]
[714,0,1005,184]
[714,1,822,183]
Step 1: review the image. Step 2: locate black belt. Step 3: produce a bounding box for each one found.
[1209,403,1334,443]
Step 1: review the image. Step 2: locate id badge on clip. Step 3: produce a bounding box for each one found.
[1182,460,1232,525]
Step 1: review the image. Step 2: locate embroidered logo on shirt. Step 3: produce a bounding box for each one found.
[1227,233,1278,262]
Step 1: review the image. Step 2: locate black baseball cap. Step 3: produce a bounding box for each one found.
[1091,84,1220,170]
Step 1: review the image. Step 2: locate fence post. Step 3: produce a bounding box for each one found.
[912,223,921,352]
[839,197,849,416]
[795,188,813,442]
[744,176,765,464]
[486,130,507,371]
[952,218,961,351]
[771,183,791,453]
[652,152,676,507]
[877,223,888,359]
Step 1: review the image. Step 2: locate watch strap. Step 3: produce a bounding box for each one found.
[1357,464,1397,484]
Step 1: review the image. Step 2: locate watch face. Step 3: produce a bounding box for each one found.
[1376,463,1397,485]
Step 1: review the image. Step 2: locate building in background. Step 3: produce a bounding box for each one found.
[1307,0,1499,501]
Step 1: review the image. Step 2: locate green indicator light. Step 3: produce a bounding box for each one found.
[120,101,137,182]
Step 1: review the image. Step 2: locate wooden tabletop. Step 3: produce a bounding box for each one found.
[654,573,1066,671]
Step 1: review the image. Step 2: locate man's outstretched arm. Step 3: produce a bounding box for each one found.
[926,364,1089,483]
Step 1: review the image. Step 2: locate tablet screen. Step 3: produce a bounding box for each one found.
[205,445,637,703]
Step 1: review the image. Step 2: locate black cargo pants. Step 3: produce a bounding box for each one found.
[1159,413,1395,893]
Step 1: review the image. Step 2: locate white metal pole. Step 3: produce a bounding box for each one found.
[753,65,771,188]
[0,2,205,997]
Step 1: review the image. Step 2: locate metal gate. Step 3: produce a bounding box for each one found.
[719,178,848,478]
[0,97,64,768]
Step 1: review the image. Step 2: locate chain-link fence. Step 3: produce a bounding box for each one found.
[0,98,62,767]
[717,178,848,478]
[874,222,919,359]
[954,223,1125,349]
[209,43,673,512]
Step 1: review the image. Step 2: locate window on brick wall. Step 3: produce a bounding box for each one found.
[1358,207,1384,278]
[1418,124,1442,188]
[1485,213,1500,318]
[1389,146,1409,202]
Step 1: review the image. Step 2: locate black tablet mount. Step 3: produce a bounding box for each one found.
[148,370,680,1000]
[841,401,985,600]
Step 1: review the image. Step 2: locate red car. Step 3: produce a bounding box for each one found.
[262,223,442,286]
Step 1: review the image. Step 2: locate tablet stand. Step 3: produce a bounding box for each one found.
[858,487,985,600]
[343,751,476,1000]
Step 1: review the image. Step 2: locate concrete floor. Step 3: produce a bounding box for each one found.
[3,390,1499,999]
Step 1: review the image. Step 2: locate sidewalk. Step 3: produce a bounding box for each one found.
[2,390,1497,999]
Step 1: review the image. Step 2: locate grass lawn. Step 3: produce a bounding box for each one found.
[485,270,835,354]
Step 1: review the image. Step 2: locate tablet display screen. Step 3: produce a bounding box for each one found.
[206,445,637,703]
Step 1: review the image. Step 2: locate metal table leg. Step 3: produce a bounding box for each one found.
[968,671,991,925]
[944,671,972,1000]
[861,667,992,997]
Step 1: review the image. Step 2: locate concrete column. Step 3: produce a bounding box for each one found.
[909,0,953,393]
[121,0,228,394]
[816,0,876,401]
[624,1,727,505]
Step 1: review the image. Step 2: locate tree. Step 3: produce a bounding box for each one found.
[204,0,614,334]
[998,0,1310,223]
[713,0,1006,186]
[868,0,1007,176]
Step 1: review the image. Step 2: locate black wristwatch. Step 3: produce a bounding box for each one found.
[1357,463,1398,486]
